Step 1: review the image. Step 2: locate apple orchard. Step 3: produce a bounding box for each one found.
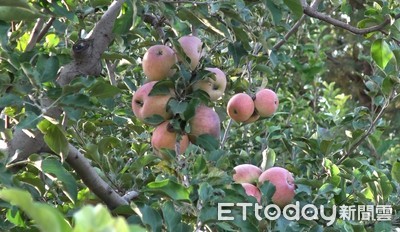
[0,0,400,232]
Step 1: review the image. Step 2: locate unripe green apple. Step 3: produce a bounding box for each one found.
[131,81,173,125]
[227,93,255,122]
[192,67,227,101]
[258,167,295,207]
[142,45,177,81]
[177,35,203,70]
[188,105,220,143]
[151,121,190,159]
[254,89,279,117]
[233,164,263,183]
[241,183,261,203]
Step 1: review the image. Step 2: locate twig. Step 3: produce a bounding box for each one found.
[25,18,45,51]
[105,60,118,86]
[143,13,167,43]
[303,6,400,35]
[36,17,56,43]
[337,90,396,165]
[220,118,233,148]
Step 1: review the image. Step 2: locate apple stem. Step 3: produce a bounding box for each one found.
[220,118,233,148]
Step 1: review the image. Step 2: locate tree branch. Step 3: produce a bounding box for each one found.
[303,6,400,35]
[25,18,45,52]
[66,144,133,209]
[273,0,321,51]
[337,90,397,165]
[6,0,135,210]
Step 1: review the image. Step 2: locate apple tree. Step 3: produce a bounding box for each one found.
[0,0,400,231]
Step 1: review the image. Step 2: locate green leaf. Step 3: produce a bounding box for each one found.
[0,6,43,21]
[371,39,394,70]
[168,99,188,115]
[37,119,69,161]
[0,188,72,232]
[161,201,191,232]
[228,41,247,67]
[283,0,303,19]
[88,81,121,98]
[113,0,135,34]
[194,134,219,151]
[261,148,276,170]
[392,162,400,183]
[264,0,282,25]
[148,80,174,96]
[134,203,163,232]
[145,179,191,201]
[72,204,130,232]
[37,55,59,82]
[35,158,78,203]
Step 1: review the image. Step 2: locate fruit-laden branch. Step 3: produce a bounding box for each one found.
[303,4,400,35]
[6,0,137,210]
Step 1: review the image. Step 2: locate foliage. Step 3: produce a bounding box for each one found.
[0,0,400,231]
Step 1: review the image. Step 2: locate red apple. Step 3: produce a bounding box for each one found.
[258,167,295,207]
[177,35,203,70]
[188,105,220,143]
[151,121,190,159]
[233,164,263,183]
[241,183,262,203]
[254,89,279,117]
[193,67,227,101]
[131,81,173,125]
[142,45,177,81]
[227,93,255,122]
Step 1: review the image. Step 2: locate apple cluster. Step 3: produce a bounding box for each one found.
[227,89,279,123]
[131,35,227,159]
[233,165,296,207]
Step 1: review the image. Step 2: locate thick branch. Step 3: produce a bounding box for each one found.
[6,0,133,210]
[303,6,400,35]
[66,144,132,209]
[57,0,124,87]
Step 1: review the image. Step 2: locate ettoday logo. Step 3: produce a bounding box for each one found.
[218,202,393,226]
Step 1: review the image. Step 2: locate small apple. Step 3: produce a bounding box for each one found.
[131,81,173,125]
[254,89,279,117]
[142,45,177,81]
[188,105,220,143]
[258,167,295,207]
[241,183,262,203]
[151,121,190,159]
[177,35,203,70]
[233,164,263,183]
[192,67,227,101]
[227,93,255,122]
[244,111,260,124]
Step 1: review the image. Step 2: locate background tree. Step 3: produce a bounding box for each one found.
[0,0,399,231]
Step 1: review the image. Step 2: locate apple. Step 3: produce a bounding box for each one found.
[192,67,227,101]
[131,81,173,125]
[227,93,255,122]
[142,45,177,81]
[254,89,279,117]
[244,111,260,124]
[177,35,203,70]
[258,167,295,207]
[241,183,262,203]
[233,164,262,183]
[188,105,220,143]
[151,121,190,159]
